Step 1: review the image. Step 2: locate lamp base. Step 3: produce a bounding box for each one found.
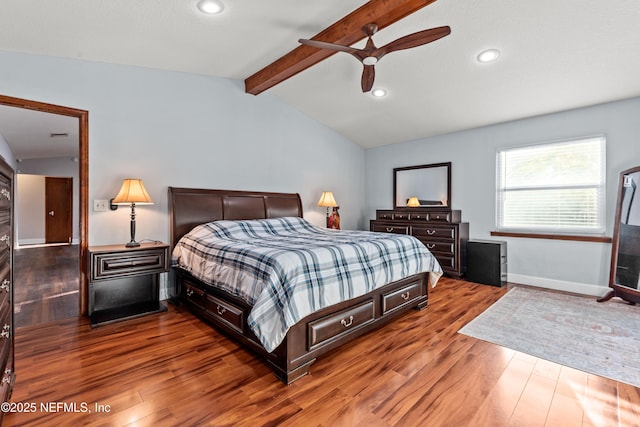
[125,241,140,248]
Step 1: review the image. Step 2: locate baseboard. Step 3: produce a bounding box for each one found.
[508,273,610,297]
[18,238,45,246]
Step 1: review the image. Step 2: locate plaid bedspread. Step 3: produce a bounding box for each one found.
[172,217,442,352]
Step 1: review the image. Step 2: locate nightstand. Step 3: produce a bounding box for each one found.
[88,242,169,326]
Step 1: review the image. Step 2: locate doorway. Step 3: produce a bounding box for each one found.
[0,94,88,320]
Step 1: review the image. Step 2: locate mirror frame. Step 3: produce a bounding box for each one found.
[393,162,451,210]
[599,165,640,304]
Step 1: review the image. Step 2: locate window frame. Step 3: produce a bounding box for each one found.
[495,135,607,237]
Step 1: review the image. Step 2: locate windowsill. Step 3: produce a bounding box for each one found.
[490,231,612,243]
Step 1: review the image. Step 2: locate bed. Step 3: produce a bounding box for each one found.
[169,187,442,384]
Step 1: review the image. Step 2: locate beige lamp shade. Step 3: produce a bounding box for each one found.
[317,191,338,207]
[112,179,153,205]
[407,196,420,207]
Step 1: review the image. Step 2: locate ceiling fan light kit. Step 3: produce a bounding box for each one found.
[299,23,451,93]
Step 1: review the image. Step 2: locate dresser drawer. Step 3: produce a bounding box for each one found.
[376,211,395,220]
[409,212,428,221]
[91,247,168,280]
[307,300,375,351]
[0,264,9,310]
[0,176,10,211]
[182,281,206,310]
[412,225,455,240]
[434,255,455,269]
[381,280,424,315]
[0,309,11,368]
[428,212,454,222]
[207,294,245,334]
[371,223,410,235]
[421,241,454,255]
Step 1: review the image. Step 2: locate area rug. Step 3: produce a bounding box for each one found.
[458,287,640,388]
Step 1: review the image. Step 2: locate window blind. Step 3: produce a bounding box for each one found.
[496,136,606,234]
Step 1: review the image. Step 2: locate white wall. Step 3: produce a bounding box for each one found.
[0,132,16,171]
[16,156,80,244]
[366,97,640,296]
[0,50,364,243]
[0,50,364,299]
[15,174,46,245]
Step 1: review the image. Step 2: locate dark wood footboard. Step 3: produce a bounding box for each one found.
[175,268,429,384]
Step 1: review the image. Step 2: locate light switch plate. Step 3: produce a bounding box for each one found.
[94,199,109,212]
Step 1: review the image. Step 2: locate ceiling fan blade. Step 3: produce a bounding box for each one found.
[299,39,361,56]
[375,26,451,59]
[361,65,375,92]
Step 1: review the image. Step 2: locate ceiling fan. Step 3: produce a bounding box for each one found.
[299,23,451,93]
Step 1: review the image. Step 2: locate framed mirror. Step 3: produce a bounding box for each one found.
[393,162,451,209]
[599,165,640,304]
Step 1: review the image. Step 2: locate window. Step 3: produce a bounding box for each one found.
[496,136,606,235]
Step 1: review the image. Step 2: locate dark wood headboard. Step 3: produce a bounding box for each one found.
[168,187,303,249]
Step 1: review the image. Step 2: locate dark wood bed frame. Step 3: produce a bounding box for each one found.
[169,187,431,384]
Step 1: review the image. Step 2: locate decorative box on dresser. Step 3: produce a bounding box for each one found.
[370,209,469,278]
[0,156,14,420]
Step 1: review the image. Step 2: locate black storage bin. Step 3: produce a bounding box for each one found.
[466,240,507,287]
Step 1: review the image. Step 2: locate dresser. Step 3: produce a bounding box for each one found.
[370,209,469,278]
[0,156,14,419]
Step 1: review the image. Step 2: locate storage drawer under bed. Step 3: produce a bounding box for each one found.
[381,279,424,315]
[307,300,375,351]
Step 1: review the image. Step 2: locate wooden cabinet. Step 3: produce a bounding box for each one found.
[370,209,469,278]
[0,157,14,419]
[88,242,169,326]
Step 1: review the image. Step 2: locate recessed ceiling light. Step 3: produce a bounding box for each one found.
[477,49,500,63]
[197,0,224,14]
[371,88,387,98]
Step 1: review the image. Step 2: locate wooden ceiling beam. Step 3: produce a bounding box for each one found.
[244,0,439,95]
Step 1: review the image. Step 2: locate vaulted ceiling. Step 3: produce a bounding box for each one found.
[1,0,640,151]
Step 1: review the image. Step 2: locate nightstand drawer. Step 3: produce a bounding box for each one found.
[91,246,168,280]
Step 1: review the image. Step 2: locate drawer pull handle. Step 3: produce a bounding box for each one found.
[401,291,410,300]
[0,235,9,247]
[426,230,436,235]
[0,189,9,200]
[1,375,10,384]
[386,227,394,232]
[2,324,9,331]
[216,305,226,316]
[0,330,9,339]
[186,289,194,297]
[0,279,9,292]
[341,315,354,328]
[426,243,436,249]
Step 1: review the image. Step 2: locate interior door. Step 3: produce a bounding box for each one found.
[45,177,73,243]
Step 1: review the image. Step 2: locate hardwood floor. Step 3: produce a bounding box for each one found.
[13,245,79,327]
[4,277,639,426]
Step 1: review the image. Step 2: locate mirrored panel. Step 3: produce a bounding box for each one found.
[394,162,451,209]
[599,165,640,304]
[615,170,640,290]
